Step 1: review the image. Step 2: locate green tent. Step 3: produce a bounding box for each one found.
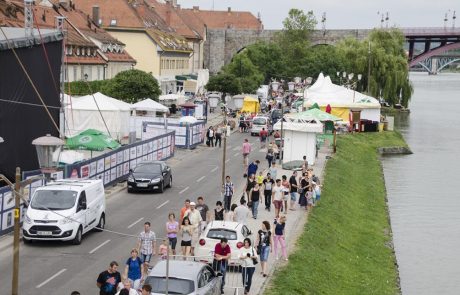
[66,129,121,151]
[292,108,342,122]
[308,102,320,110]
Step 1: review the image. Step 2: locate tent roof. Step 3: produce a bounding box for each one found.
[69,92,131,111]
[288,108,342,121]
[273,119,323,133]
[131,98,169,112]
[243,96,259,102]
[159,93,187,101]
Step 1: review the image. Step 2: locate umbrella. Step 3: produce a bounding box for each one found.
[66,129,120,151]
[325,104,332,114]
[290,108,342,122]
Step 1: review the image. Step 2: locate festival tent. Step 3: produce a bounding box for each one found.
[240,96,260,113]
[303,74,381,122]
[159,93,187,106]
[64,92,131,139]
[131,98,169,113]
[289,108,342,122]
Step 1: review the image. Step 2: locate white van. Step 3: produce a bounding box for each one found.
[250,116,272,136]
[23,179,106,245]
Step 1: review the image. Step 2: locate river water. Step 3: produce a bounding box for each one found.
[382,72,460,295]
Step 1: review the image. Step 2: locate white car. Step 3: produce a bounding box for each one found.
[194,221,252,264]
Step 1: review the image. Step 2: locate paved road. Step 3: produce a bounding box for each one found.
[0,131,269,294]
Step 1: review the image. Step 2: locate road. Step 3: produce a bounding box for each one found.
[0,131,269,294]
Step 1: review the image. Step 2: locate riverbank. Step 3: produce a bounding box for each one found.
[265,131,407,295]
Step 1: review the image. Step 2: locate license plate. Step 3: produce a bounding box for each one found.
[137,183,148,188]
[37,231,52,236]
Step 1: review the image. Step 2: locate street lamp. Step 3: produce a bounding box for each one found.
[0,136,4,143]
[287,82,295,92]
[32,134,64,180]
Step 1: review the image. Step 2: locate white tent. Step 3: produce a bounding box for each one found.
[64,92,131,139]
[131,99,169,112]
[159,93,187,106]
[304,74,381,122]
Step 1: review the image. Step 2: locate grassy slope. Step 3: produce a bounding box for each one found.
[265,132,407,295]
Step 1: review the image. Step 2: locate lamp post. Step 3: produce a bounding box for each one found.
[32,134,64,181]
[346,73,362,102]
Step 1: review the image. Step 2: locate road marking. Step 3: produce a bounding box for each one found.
[225,159,230,163]
[179,186,189,194]
[233,147,240,151]
[211,166,218,172]
[233,152,239,157]
[157,200,169,209]
[196,176,206,182]
[127,217,144,229]
[89,239,111,254]
[36,268,67,288]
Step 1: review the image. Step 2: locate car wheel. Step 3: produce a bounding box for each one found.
[95,214,105,232]
[158,181,164,193]
[168,176,172,188]
[72,227,82,245]
[127,187,133,193]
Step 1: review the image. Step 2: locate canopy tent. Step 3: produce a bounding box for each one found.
[179,116,198,124]
[288,108,342,122]
[303,74,381,121]
[66,129,121,151]
[240,96,260,113]
[64,92,131,139]
[131,98,169,112]
[159,93,187,106]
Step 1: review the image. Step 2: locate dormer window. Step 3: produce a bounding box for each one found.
[76,47,80,56]
[110,19,117,26]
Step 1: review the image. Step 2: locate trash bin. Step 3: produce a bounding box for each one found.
[378,123,384,132]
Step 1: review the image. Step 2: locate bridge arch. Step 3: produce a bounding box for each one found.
[437,58,460,72]
[409,42,460,68]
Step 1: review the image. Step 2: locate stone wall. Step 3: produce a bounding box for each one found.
[204,28,371,74]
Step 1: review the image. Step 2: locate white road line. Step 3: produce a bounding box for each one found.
[225,159,230,163]
[127,217,144,229]
[89,239,111,254]
[233,152,239,157]
[196,176,206,182]
[36,268,67,288]
[157,200,169,209]
[179,186,189,194]
[211,166,218,172]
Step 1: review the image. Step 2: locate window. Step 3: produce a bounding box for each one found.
[31,190,78,211]
[97,67,102,80]
[206,229,237,240]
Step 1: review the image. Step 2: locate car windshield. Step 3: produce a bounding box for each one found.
[252,118,267,125]
[207,229,237,240]
[145,276,194,294]
[135,164,162,174]
[31,190,78,210]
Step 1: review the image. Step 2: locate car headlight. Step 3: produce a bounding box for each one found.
[127,175,134,182]
[25,215,32,224]
[150,177,161,183]
[59,218,73,225]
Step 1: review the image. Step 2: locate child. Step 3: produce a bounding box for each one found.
[159,239,168,260]
[313,181,321,206]
[306,186,313,212]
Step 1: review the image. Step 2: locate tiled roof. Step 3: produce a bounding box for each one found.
[104,51,136,63]
[65,54,106,65]
[175,8,206,38]
[182,7,263,30]
[146,28,191,53]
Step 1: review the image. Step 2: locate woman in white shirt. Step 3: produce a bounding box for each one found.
[239,238,258,295]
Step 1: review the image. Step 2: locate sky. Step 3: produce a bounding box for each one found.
[178,0,460,30]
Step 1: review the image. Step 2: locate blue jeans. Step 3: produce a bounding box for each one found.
[251,201,259,218]
[242,267,256,293]
[213,259,227,291]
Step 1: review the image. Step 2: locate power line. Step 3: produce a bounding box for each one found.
[0,98,61,109]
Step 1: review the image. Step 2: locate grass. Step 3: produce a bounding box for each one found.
[264,131,407,295]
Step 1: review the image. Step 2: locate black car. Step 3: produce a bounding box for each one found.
[127,161,172,193]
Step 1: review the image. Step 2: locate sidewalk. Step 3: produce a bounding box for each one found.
[224,145,331,295]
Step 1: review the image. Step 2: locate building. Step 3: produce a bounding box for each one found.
[73,0,193,94]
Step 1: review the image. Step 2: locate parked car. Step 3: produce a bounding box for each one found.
[250,116,272,136]
[127,161,172,193]
[23,179,106,245]
[194,221,252,264]
[145,260,222,295]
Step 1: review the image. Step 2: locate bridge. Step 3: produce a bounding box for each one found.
[204,27,460,75]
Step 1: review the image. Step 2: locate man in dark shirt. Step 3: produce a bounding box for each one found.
[263,174,275,211]
[196,196,210,232]
[247,160,260,177]
[213,238,231,294]
[97,261,121,295]
[289,171,298,210]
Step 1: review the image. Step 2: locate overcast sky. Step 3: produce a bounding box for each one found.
[178,0,460,30]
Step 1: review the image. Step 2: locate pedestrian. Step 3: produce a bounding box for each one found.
[272,179,284,218]
[247,160,260,178]
[281,175,290,212]
[289,171,298,211]
[249,183,261,219]
[302,155,308,174]
[263,173,275,211]
[158,238,168,260]
[244,174,256,202]
[179,199,191,225]
[225,204,238,221]
[115,279,137,295]
[137,222,156,275]
[196,196,210,232]
[298,173,308,209]
[215,125,222,147]
[206,126,215,147]
[239,238,258,295]
[239,114,246,133]
[313,181,322,205]
[166,212,179,255]
[255,221,273,277]
[269,162,277,181]
[256,171,264,187]
[259,127,268,148]
[214,201,224,221]
[242,138,252,169]
[122,249,143,290]
[213,238,231,294]
[180,217,193,259]
[273,130,281,139]
[273,216,288,261]
[306,186,314,212]
[141,284,152,295]
[223,176,234,212]
[184,202,202,255]
[97,261,121,295]
[234,198,250,225]
[265,146,274,168]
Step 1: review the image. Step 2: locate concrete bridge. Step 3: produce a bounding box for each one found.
[204,27,460,75]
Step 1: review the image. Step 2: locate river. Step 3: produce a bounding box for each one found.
[382,72,460,295]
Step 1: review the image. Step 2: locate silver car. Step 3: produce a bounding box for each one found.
[145,260,222,295]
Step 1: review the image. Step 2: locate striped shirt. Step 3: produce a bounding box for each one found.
[224,182,234,196]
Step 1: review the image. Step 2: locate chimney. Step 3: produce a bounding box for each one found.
[193,6,199,11]
[228,7,231,13]
[92,6,100,26]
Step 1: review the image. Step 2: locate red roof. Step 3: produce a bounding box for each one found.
[65,54,106,65]
[182,7,263,30]
[104,51,136,63]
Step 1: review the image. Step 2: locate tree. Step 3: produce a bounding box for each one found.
[206,72,242,95]
[64,80,110,96]
[223,53,264,93]
[299,45,347,84]
[103,69,161,103]
[245,41,286,83]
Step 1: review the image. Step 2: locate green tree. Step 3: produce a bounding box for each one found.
[64,80,110,96]
[299,45,347,84]
[223,53,264,93]
[245,41,286,83]
[103,69,161,103]
[206,72,242,96]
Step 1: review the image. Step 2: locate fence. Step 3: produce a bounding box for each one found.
[142,120,205,149]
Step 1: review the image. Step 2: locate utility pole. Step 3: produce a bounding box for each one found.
[12,167,21,295]
[367,41,371,95]
[221,110,227,188]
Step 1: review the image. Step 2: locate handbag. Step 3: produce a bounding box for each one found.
[251,247,258,265]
